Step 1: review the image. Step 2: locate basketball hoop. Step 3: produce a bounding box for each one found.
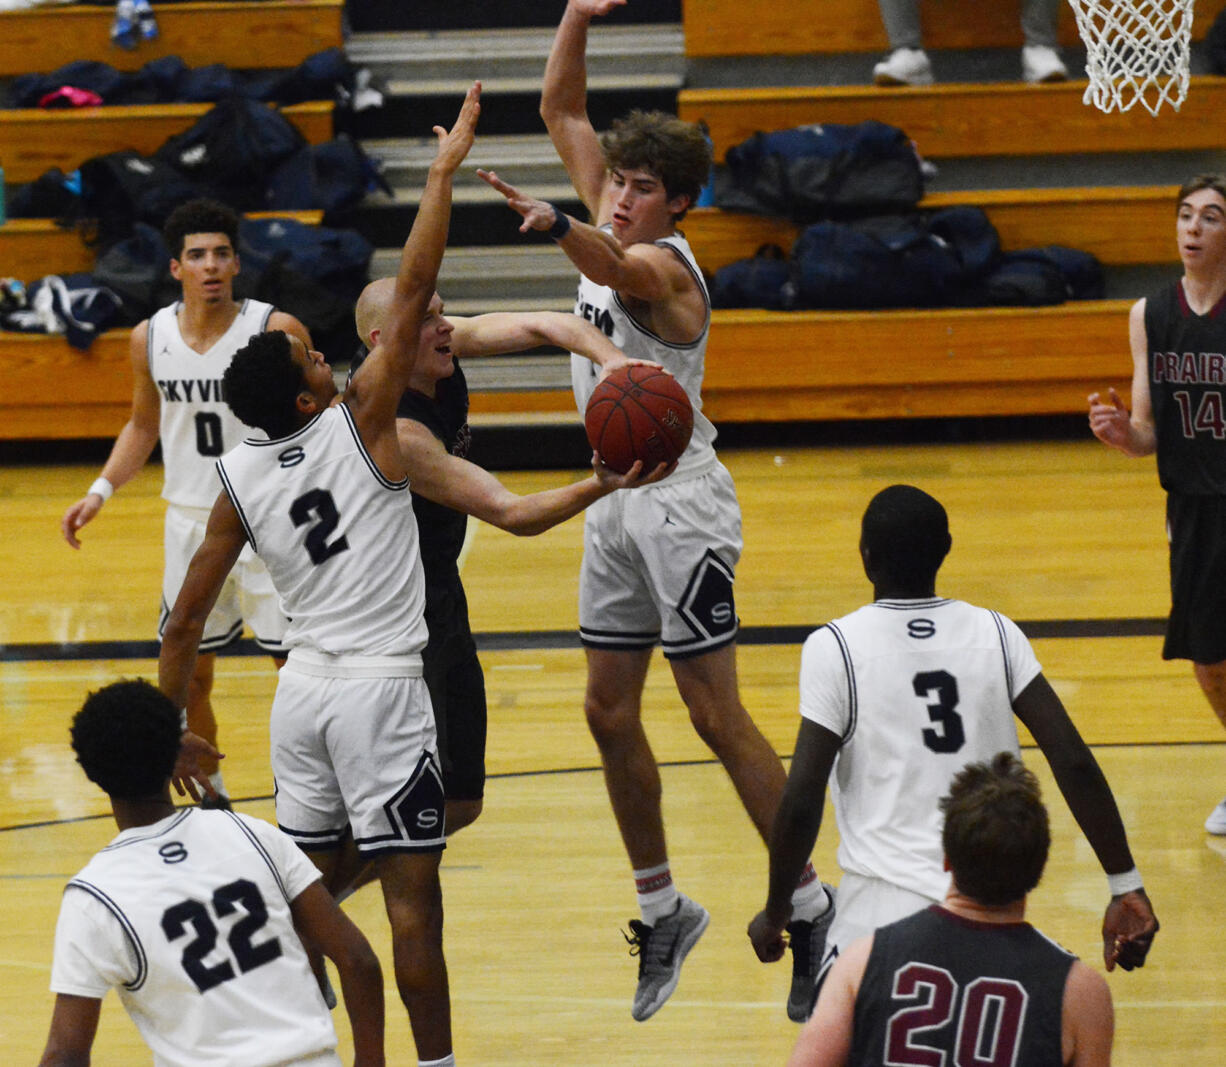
[1066,0,1195,115]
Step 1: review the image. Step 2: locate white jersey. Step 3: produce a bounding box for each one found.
[148,299,275,509]
[49,808,339,1067]
[800,597,1041,901]
[570,228,718,478]
[217,403,429,658]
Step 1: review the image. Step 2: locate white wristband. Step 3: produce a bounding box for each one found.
[88,476,114,502]
[1107,867,1144,896]
[179,708,189,732]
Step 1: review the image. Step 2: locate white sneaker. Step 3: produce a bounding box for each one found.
[1206,797,1226,834]
[1022,45,1068,84]
[873,48,934,87]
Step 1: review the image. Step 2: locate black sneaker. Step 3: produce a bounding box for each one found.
[786,883,837,1022]
[199,793,232,811]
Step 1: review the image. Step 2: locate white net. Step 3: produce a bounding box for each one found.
[1067,0,1196,115]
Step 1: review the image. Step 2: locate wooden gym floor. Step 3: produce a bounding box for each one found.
[1,433,1223,1064]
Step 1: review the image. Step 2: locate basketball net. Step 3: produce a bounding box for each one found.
[1066,0,1195,115]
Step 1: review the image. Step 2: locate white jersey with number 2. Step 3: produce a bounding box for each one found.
[799,597,1042,902]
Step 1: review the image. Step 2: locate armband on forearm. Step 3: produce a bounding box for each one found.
[179,707,189,733]
[88,476,114,502]
[1107,867,1144,896]
[548,204,572,241]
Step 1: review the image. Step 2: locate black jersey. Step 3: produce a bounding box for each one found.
[1144,281,1226,495]
[849,906,1074,1067]
[395,364,472,582]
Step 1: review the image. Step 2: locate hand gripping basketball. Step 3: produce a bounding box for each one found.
[585,364,694,475]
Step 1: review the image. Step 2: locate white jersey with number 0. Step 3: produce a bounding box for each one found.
[49,808,338,1067]
[148,299,275,509]
[800,597,1041,901]
[217,403,428,657]
[570,228,718,478]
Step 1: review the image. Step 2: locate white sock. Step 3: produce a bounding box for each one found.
[207,771,226,797]
[789,864,831,923]
[419,1055,456,1067]
[634,862,679,925]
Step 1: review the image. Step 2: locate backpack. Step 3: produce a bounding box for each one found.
[790,214,965,309]
[90,222,179,324]
[717,121,925,222]
[709,243,793,309]
[155,97,306,210]
[238,217,373,301]
[961,251,1069,307]
[78,150,204,249]
[264,135,392,216]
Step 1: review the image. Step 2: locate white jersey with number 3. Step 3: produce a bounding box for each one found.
[49,808,339,1067]
[799,597,1041,901]
[148,299,275,509]
[217,403,428,657]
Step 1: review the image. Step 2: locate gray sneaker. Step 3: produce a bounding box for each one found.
[786,884,837,1022]
[624,894,710,1021]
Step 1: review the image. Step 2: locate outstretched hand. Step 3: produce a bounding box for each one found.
[1102,888,1159,971]
[476,169,557,234]
[431,81,482,175]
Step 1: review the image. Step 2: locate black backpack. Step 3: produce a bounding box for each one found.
[709,244,793,309]
[717,121,925,222]
[238,217,373,301]
[790,214,965,309]
[264,135,392,216]
[90,222,179,324]
[155,97,306,210]
[78,150,204,249]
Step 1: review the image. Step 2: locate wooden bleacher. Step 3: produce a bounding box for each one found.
[682,0,1226,58]
[665,0,1225,425]
[0,1,344,440]
[679,79,1226,163]
[0,100,333,185]
[684,186,1180,273]
[0,1,344,76]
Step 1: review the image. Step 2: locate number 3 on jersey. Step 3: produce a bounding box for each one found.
[913,670,965,753]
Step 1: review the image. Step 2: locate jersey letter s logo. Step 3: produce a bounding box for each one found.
[278,446,306,468]
[907,618,936,639]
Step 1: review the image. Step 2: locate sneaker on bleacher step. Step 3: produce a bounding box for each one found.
[1022,45,1068,84]
[134,0,159,42]
[110,0,138,50]
[873,49,934,87]
[1205,797,1226,834]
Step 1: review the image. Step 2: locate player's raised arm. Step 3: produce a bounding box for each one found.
[346,83,480,435]
[540,0,621,216]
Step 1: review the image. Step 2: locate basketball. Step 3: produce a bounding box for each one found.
[584,364,694,475]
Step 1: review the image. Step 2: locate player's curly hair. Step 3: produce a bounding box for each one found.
[599,110,712,220]
[163,198,240,259]
[941,752,1051,906]
[223,330,304,438]
[859,484,951,590]
[71,679,181,800]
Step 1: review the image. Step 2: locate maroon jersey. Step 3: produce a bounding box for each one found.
[850,906,1073,1067]
[1144,280,1226,495]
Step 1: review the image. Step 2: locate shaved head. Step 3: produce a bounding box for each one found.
[354,277,396,349]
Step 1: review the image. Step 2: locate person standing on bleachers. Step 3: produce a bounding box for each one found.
[872,0,1068,86]
[59,199,312,808]
[1089,174,1226,837]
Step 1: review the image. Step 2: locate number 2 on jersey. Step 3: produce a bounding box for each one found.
[913,670,965,753]
[290,488,350,565]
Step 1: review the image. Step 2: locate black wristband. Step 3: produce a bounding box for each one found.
[548,204,571,241]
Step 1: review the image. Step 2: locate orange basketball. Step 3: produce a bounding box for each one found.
[584,364,694,475]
